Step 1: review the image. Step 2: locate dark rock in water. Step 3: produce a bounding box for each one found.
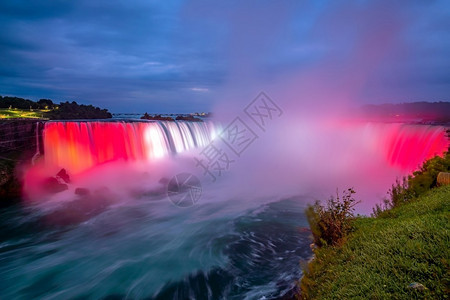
[128,178,169,201]
[45,189,116,226]
[175,115,203,122]
[75,187,90,196]
[141,113,174,121]
[43,177,68,194]
[159,177,169,185]
[41,169,71,195]
[408,282,427,291]
[56,168,70,183]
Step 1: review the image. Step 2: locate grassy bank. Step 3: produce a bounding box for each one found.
[299,185,450,299]
[0,108,49,119]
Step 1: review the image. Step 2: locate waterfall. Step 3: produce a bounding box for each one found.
[362,123,448,171]
[40,120,447,176]
[42,121,217,174]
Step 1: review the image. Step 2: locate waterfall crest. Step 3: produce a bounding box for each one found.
[42,121,216,174]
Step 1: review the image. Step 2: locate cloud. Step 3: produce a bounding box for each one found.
[190,87,209,92]
[0,0,449,112]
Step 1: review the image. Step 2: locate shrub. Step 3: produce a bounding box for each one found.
[373,151,450,216]
[306,188,360,247]
[372,177,414,217]
[408,151,449,195]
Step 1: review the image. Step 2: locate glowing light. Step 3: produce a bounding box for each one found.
[40,121,447,178]
[144,124,167,159]
[42,121,216,174]
[362,123,448,171]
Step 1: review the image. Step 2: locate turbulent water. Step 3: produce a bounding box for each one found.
[1,120,448,299]
[0,190,311,299]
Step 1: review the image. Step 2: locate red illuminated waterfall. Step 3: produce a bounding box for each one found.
[43,121,216,174]
[362,123,448,171]
[40,121,448,176]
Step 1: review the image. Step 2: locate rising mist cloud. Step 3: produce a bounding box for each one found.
[0,0,449,112]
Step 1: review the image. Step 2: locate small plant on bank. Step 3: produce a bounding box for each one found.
[372,177,413,217]
[306,188,360,247]
[373,151,449,217]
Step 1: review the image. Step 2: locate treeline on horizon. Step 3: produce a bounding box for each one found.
[0,95,112,119]
[360,101,450,123]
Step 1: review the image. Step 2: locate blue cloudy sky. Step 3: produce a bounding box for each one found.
[0,0,449,113]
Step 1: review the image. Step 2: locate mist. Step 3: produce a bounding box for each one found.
[15,0,450,216]
[175,1,447,213]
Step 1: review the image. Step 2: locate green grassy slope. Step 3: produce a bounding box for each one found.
[300,185,450,299]
[0,108,49,119]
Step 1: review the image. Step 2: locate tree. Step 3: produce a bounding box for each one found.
[37,99,54,109]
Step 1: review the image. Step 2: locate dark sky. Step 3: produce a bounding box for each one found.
[1,0,449,113]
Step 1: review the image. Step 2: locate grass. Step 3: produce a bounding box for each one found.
[300,185,450,299]
[0,108,49,119]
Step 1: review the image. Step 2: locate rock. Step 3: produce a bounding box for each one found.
[43,177,68,194]
[75,187,90,196]
[437,172,450,186]
[0,163,11,187]
[44,187,116,226]
[56,168,70,183]
[140,113,174,121]
[408,282,427,291]
[0,171,21,205]
[159,177,169,185]
[175,115,203,122]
